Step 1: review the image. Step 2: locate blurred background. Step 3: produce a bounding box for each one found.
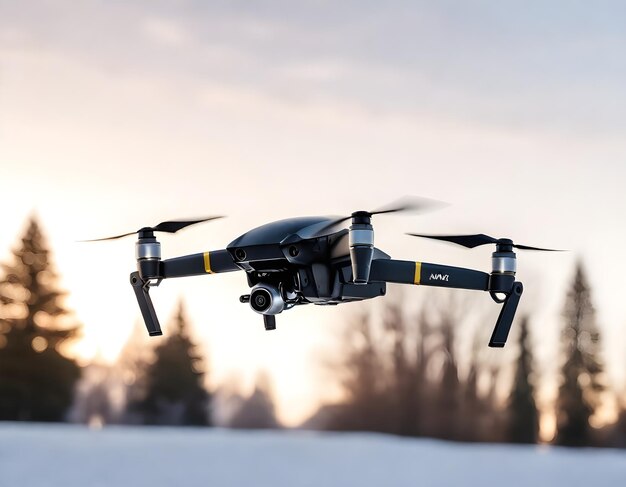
[1,1,625,485]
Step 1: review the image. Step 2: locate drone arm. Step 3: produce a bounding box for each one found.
[370,259,523,348]
[161,249,239,279]
[131,249,239,336]
[369,259,489,291]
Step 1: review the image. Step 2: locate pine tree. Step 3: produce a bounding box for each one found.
[130,300,210,426]
[507,316,539,444]
[0,216,81,421]
[555,262,605,446]
[229,373,280,429]
[116,321,151,424]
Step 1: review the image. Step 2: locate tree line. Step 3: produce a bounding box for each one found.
[315,263,623,447]
[1,216,626,447]
[0,217,279,429]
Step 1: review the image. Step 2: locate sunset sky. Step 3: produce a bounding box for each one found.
[1,1,625,426]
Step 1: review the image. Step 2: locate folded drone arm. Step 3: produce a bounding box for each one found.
[161,249,240,278]
[369,258,522,348]
[369,258,489,291]
[131,249,240,337]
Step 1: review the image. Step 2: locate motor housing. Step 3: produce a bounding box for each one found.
[136,235,161,280]
[349,212,374,285]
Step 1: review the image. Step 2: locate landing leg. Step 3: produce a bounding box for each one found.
[488,282,523,347]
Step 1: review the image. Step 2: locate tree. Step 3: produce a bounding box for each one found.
[229,373,280,429]
[129,300,211,426]
[383,302,416,436]
[115,321,151,424]
[459,341,481,442]
[327,312,390,432]
[411,309,435,437]
[0,216,81,421]
[506,316,539,444]
[431,312,461,440]
[555,262,605,447]
[69,361,114,426]
[319,292,508,441]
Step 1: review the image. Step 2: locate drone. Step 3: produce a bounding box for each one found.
[86,199,560,348]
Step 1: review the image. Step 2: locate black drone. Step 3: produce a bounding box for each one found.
[86,199,560,348]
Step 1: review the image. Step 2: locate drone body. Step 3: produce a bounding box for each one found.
[226,216,388,306]
[87,200,558,348]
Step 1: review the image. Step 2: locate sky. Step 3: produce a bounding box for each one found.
[1,0,626,426]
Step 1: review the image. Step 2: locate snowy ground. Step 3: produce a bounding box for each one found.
[0,423,624,487]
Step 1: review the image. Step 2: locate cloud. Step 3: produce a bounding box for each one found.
[3,1,626,135]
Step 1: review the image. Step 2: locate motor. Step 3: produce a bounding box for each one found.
[249,283,285,315]
[349,211,374,285]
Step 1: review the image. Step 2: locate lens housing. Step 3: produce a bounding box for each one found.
[249,284,285,315]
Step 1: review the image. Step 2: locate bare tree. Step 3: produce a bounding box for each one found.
[319,289,512,442]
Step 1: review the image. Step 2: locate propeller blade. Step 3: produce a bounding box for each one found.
[311,197,447,237]
[407,233,498,248]
[370,196,447,216]
[512,244,564,252]
[80,216,224,242]
[79,231,138,242]
[408,233,564,252]
[152,216,224,233]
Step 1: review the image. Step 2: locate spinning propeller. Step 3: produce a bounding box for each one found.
[82,216,224,241]
[314,196,446,236]
[310,197,446,285]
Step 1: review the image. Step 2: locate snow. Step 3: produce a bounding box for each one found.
[0,423,624,487]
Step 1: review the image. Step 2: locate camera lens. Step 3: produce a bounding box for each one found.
[250,289,271,313]
[255,294,267,308]
[249,284,285,315]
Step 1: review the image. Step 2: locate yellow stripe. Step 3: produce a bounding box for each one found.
[203,252,213,274]
[414,262,422,285]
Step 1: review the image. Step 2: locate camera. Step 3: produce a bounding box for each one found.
[249,284,285,315]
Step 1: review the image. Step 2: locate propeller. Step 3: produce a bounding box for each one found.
[81,216,224,242]
[312,196,446,237]
[406,233,563,251]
